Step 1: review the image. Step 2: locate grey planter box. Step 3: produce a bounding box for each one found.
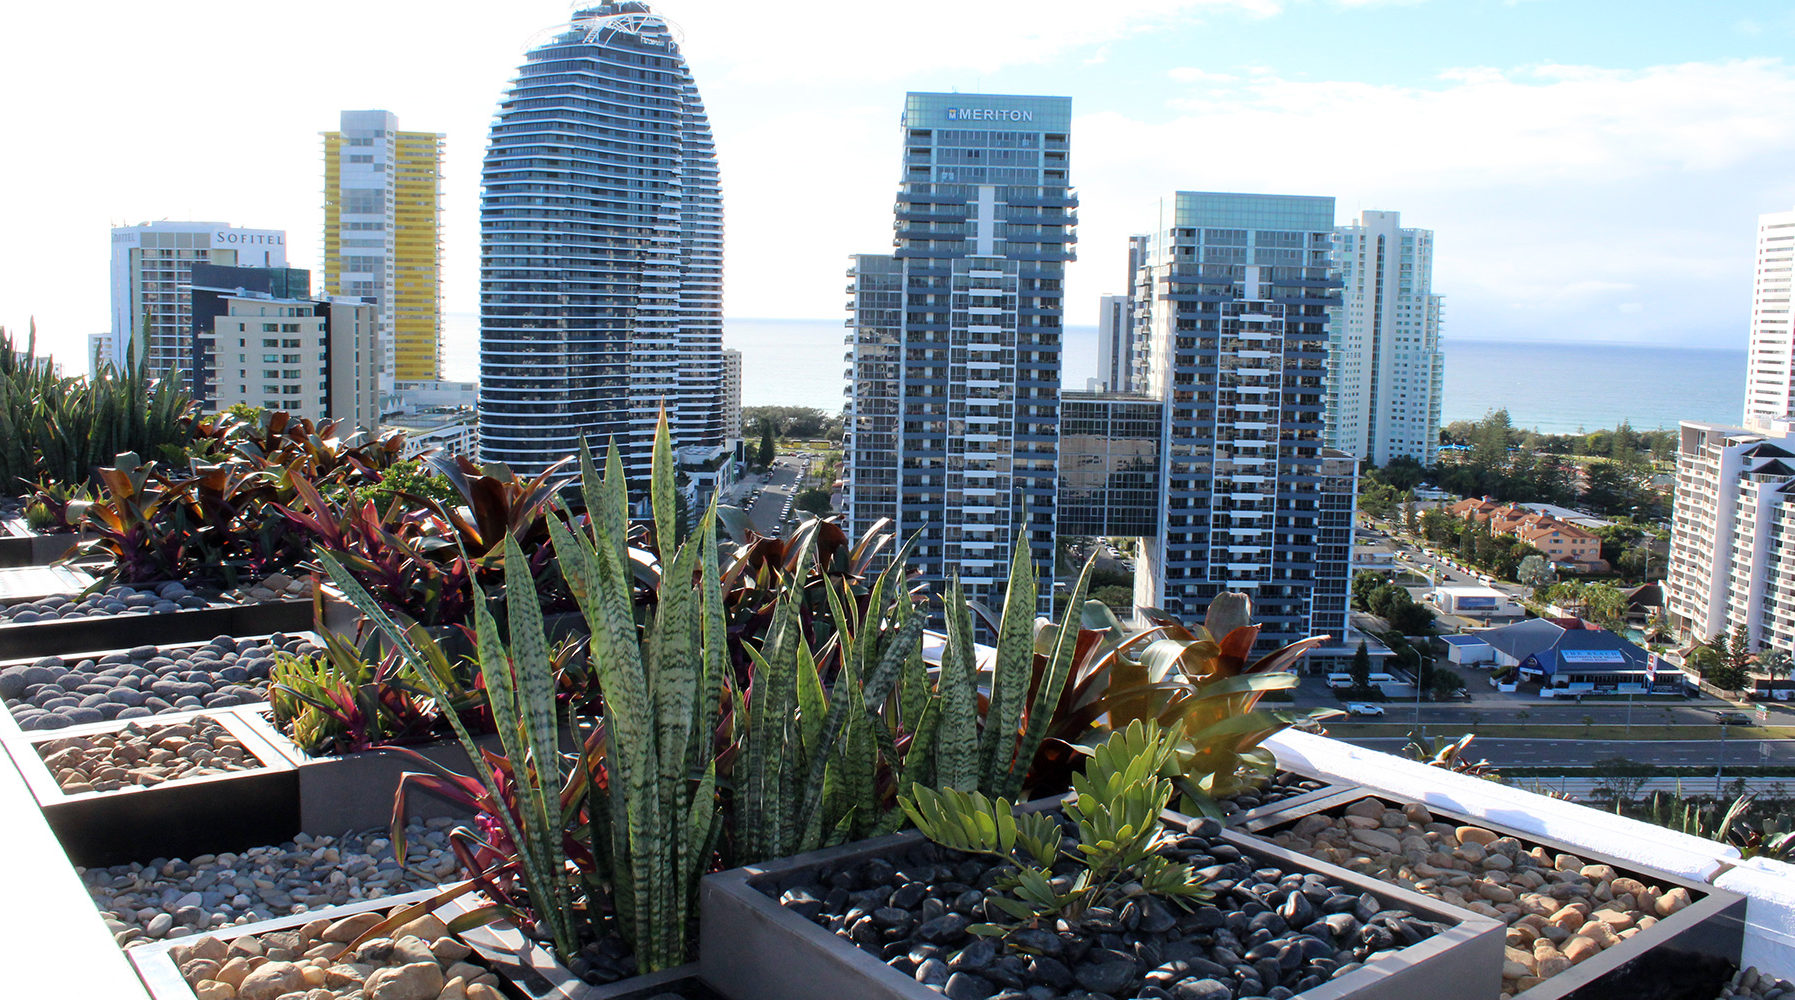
[236,705,508,836]
[128,890,588,1000]
[0,704,298,867]
[1214,764,1347,827]
[1241,790,1749,1000]
[0,530,81,568]
[567,963,716,1000]
[0,596,314,661]
[700,810,1504,1000]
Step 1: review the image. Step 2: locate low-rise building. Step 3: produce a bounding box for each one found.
[1449,497,1605,571]
[1476,616,1671,695]
[1426,584,1518,617]
[190,263,379,436]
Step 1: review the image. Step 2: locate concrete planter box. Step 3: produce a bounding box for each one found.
[699,808,1505,1000]
[0,597,313,661]
[569,964,713,1000]
[0,705,298,866]
[1242,790,1748,1000]
[1216,764,1347,828]
[0,530,81,568]
[237,706,507,835]
[128,890,588,1000]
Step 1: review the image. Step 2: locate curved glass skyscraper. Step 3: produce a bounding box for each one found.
[480,3,725,482]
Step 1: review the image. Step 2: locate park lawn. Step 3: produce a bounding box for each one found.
[1323,722,1795,741]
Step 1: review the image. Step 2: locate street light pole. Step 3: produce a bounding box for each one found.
[1717,720,1728,796]
[1412,646,1425,738]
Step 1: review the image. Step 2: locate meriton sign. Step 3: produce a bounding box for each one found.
[946,108,1034,123]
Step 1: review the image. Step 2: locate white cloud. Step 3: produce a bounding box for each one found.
[1067,58,1795,347]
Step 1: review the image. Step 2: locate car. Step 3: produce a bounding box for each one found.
[1345,703,1385,717]
[1715,711,1751,725]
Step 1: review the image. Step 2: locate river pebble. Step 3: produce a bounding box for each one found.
[36,715,260,792]
[1,633,317,730]
[1268,796,1698,999]
[0,582,211,624]
[81,819,463,948]
[778,813,1452,1000]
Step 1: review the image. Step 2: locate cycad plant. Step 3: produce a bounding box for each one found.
[900,720,1211,936]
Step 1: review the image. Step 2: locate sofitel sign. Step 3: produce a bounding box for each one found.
[214,232,284,246]
[946,108,1034,122]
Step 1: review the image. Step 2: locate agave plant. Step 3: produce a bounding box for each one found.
[0,323,196,493]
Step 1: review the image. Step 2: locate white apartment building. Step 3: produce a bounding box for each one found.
[109,222,286,377]
[86,333,112,377]
[1325,210,1445,467]
[1096,293,1128,392]
[722,348,743,442]
[1667,419,1795,652]
[1744,207,1795,430]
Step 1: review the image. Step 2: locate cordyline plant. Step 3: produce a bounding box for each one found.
[1016,592,1337,817]
[900,719,1211,937]
[269,622,494,756]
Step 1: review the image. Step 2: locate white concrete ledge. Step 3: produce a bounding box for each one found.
[0,730,149,997]
[1716,857,1795,975]
[1266,730,1741,882]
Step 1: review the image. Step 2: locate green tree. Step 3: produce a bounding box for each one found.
[1402,492,1420,535]
[1359,477,1399,519]
[1581,582,1628,630]
[757,420,776,469]
[1351,640,1372,690]
[793,487,832,516]
[1469,409,1514,475]
[1352,570,1385,611]
[1517,554,1555,591]
[1760,646,1792,686]
[1091,585,1134,611]
[1427,667,1465,701]
[1378,456,1428,491]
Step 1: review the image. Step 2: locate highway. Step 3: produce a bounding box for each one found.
[1338,736,1795,768]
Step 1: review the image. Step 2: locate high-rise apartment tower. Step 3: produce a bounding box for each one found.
[480,2,725,483]
[1131,192,1351,644]
[1324,210,1444,467]
[322,111,444,390]
[844,92,1075,610]
[1744,208,1795,430]
[109,221,286,378]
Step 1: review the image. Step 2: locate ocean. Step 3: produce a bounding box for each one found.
[442,314,1747,435]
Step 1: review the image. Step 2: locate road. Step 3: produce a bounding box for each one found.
[1339,736,1795,767]
[741,456,810,537]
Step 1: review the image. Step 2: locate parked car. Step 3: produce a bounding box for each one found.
[1715,711,1751,725]
[1346,703,1385,717]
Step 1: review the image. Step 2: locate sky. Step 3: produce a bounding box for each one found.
[3,0,1794,373]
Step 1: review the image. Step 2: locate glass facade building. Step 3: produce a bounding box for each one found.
[844,92,1075,612]
[479,2,725,482]
[1131,192,1353,644]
